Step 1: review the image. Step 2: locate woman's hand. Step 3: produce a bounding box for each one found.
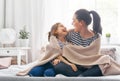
[52,59,60,65]
[70,64,78,72]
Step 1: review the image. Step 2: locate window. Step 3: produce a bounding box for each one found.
[42,0,119,45]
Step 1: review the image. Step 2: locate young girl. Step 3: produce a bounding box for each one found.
[48,23,77,72]
[16,22,77,77]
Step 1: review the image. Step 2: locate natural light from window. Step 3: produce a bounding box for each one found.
[43,0,119,45]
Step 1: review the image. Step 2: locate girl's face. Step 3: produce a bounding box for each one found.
[56,24,67,37]
[72,14,82,32]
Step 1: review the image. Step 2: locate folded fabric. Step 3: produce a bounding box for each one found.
[100,48,116,60]
[16,36,120,76]
[0,57,12,69]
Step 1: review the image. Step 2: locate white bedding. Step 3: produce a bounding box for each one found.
[0,60,41,76]
[0,65,120,78]
[0,65,29,76]
[0,65,120,81]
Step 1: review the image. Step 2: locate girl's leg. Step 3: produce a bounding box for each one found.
[28,62,55,77]
[28,66,45,77]
[43,62,56,77]
[80,65,103,77]
[44,68,56,77]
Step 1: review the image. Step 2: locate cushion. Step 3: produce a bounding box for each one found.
[0,57,12,69]
[100,48,116,60]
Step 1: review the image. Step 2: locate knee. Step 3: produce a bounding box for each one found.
[54,62,64,72]
[28,66,44,77]
[44,68,55,77]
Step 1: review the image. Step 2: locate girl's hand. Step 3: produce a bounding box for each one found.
[70,64,78,72]
[16,71,27,76]
[52,59,60,65]
[16,70,28,76]
[16,68,31,76]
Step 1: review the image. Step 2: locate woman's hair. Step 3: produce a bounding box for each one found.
[48,22,61,41]
[75,9,102,34]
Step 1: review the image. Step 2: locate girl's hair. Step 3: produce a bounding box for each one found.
[75,9,102,34]
[48,22,61,41]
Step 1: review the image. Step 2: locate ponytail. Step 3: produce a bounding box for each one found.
[89,11,102,34]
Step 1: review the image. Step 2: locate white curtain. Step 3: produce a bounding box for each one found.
[0,0,4,29]
[0,0,72,61]
[0,0,46,61]
[0,0,119,61]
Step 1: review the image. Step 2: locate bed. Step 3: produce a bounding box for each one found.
[0,61,120,81]
[0,76,120,81]
[0,65,120,81]
[0,45,120,81]
[0,64,120,81]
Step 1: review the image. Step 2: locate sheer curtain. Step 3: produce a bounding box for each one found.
[0,0,119,61]
[0,0,4,29]
[0,0,45,61]
[0,0,71,61]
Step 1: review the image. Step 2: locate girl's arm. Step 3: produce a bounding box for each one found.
[57,56,78,72]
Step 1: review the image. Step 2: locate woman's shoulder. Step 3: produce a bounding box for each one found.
[68,29,74,33]
[67,29,76,36]
[95,33,101,38]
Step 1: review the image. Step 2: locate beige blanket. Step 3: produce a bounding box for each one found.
[17,36,120,76]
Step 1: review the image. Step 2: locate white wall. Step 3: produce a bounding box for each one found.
[0,0,120,61]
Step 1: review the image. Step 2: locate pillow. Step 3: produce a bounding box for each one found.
[100,48,116,60]
[0,57,12,69]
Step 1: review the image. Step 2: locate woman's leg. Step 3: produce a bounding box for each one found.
[54,62,83,76]
[28,66,45,77]
[80,65,103,77]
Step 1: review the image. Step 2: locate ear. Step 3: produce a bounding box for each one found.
[80,20,86,26]
[78,21,83,26]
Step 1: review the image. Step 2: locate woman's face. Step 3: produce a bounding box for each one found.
[72,15,82,32]
[56,24,67,37]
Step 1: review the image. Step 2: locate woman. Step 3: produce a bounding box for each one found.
[55,9,120,77]
[54,9,103,77]
[16,23,77,77]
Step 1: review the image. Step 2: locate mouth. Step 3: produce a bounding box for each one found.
[63,29,67,32]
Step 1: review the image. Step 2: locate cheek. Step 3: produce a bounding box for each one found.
[73,22,79,28]
[57,32,61,36]
[57,31,63,35]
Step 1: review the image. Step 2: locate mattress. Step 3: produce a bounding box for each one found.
[0,65,120,81]
[0,76,120,81]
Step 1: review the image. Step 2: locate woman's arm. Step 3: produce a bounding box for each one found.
[57,56,78,72]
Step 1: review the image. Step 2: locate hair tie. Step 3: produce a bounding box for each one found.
[89,11,92,14]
